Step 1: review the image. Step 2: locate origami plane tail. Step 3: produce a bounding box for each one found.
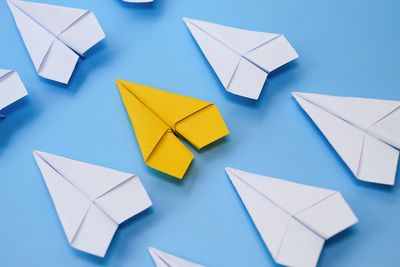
[176,104,229,149]
[146,130,194,179]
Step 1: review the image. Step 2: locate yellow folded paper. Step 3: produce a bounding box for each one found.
[117,80,229,179]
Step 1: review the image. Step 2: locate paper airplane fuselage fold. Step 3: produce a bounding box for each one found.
[8,0,105,84]
[226,167,357,267]
[33,150,152,257]
[293,92,400,185]
[184,17,298,100]
[116,80,229,179]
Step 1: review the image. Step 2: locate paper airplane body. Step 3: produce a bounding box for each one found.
[8,0,105,84]
[0,69,28,112]
[293,92,400,185]
[117,80,229,179]
[149,247,205,267]
[183,17,298,100]
[33,151,152,257]
[226,167,357,267]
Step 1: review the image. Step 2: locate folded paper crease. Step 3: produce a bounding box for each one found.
[293,92,400,185]
[184,17,298,99]
[148,247,205,267]
[7,0,105,84]
[33,150,152,257]
[226,167,357,267]
[117,80,229,178]
[0,69,28,111]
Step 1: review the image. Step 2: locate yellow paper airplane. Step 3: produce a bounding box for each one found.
[116,80,229,179]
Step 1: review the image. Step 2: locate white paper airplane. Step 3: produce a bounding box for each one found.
[293,92,400,185]
[0,69,28,112]
[183,17,298,100]
[226,167,357,267]
[7,0,105,84]
[33,150,152,257]
[148,247,205,267]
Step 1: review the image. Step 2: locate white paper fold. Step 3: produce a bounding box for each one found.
[7,0,105,84]
[226,167,357,267]
[148,247,205,267]
[184,17,298,100]
[33,150,152,257]
[293,92,400,185]
[0,69,28,111]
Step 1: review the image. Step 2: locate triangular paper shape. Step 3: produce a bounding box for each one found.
[293,92,400,185]
[33,151,152,257]
[148,247,205,267]
[0,69,28,111]
[7,0,105,84]
[116,80,229,179]
[226,167,357,267]
[184,17,298,100]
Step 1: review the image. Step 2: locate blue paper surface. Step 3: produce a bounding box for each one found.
[0,0,399,266]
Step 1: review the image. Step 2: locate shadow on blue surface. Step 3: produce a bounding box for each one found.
[0,97,39,156]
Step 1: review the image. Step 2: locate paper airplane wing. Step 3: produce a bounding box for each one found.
[33,151,152,257]
[0,70,28,110]
[11,0,105,55]
[148,247,205,267]
[117,80,229,150]
[117,80,194,179]
[226,167,357,267]
[8,0,105,84]
[184,18,298,100]
[8,0,78,84]
[293,92,399,185]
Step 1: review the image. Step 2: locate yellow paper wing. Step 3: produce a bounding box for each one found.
[117,80,210,127]
[117,80,193,179]
[118,80,230,150]
[147,130,194,179]
[176,105,230,149]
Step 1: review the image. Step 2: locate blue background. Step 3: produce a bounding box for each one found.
[1,0,399,266]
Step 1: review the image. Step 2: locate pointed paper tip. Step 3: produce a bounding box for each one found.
[183,17,195,26]
[8,0,22,8]
[291,92,305,102]
[33,150,42,157]
[148,247,160,258]
[225,167,239,181]
[6,0,15,8]
[291,91,301,97]
[225,167,233,174]
[116,79,128,92]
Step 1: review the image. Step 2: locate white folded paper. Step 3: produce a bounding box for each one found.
[33,151,152,257]
[7,0,105,84]
[184,17,298,100]
[149,247,205,267]
[0,69,28,111]
[226,167,357,267]
[293,92,400,185]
